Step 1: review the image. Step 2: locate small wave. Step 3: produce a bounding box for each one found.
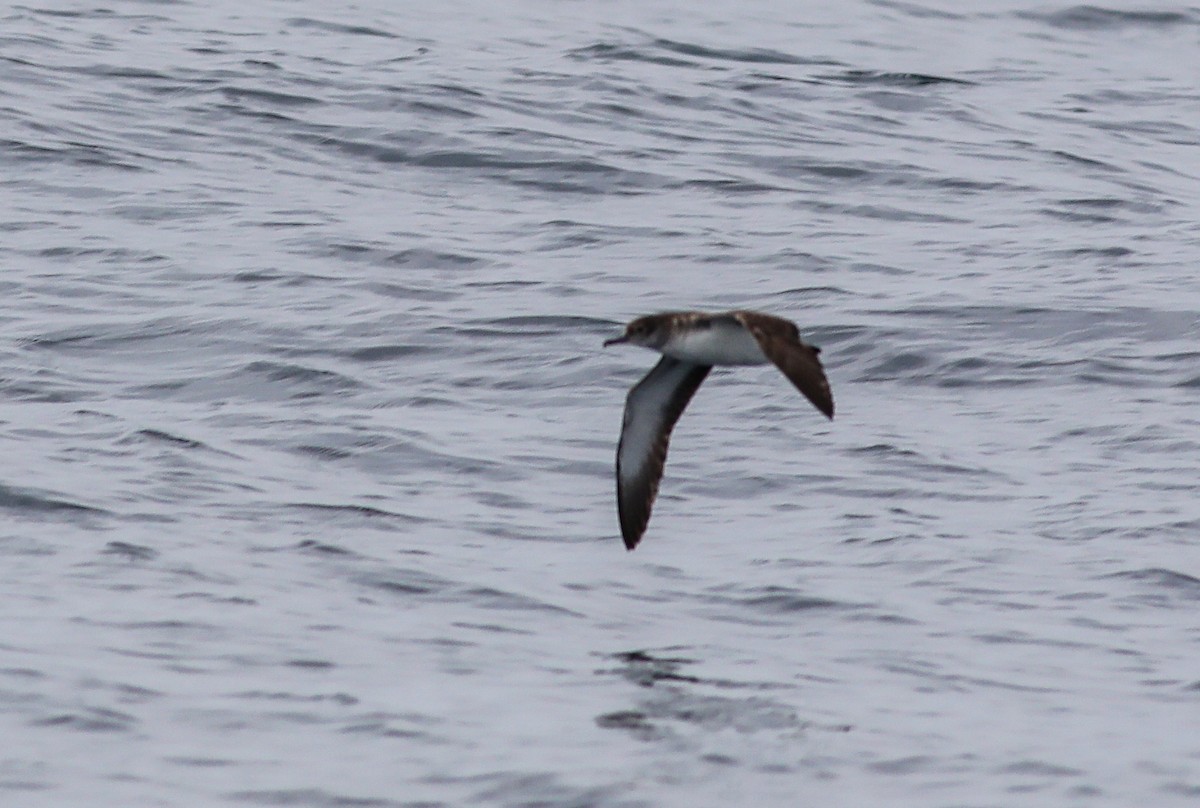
[1107,568,1200,600]
[346,344,438,362]
[236,361,362,397]
[818,69,974,87]
[288,502,426,525]
[1022,6,1197,31]
[0,484,106,517]
[220,86,321,108]
[102,541,159,561]
[33,708,135,734]
[283,16,399,38]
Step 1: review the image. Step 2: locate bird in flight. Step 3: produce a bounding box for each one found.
[604,310,834,550]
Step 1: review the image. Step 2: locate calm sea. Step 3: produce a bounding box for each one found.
[2,1,1199,805]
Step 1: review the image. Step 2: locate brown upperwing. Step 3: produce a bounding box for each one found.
[733,311,834,419]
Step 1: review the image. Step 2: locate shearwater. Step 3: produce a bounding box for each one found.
[604,310,834,550]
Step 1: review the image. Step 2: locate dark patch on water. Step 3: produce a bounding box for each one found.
[601,650,701,688]
[0,484,106,517]
[34,708,135,733]
[1107,568,1200,602]
[102,541,159,561]
[1022,6,1198,30]
[819,69,974,87]
[284,17,400,38]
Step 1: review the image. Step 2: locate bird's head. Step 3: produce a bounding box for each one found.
[603,315,667,350]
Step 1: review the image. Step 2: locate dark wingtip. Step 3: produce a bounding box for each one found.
[619,512,643,550]
[621,519,643,550]
[812,388,834,420]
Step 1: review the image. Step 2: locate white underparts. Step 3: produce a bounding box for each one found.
[660,321,767,366]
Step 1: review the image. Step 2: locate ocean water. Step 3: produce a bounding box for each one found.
[2,1,1199,805]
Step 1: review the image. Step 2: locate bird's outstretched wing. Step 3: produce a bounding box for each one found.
[616,356,711,550]
[734,311,834,419]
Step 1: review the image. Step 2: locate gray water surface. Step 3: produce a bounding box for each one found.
[2,1,1200,806]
